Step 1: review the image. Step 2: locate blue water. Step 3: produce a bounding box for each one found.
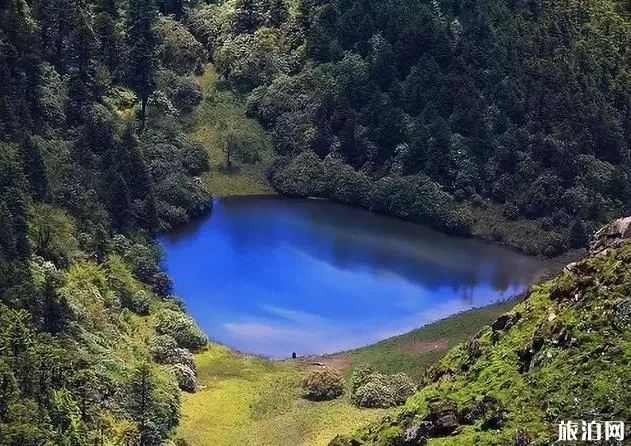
[160,196,547,357]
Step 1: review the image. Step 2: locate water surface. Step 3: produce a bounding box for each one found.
[160,196,547,357]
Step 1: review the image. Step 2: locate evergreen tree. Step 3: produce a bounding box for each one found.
[0,0,42,137]
[234,0,263,34]
[265,0,288,28]
[128,364,161,446]
[125,0,158,130]
[19,136,48,201]
[95,0,120,79]
[41,276,68,334]
[66,8,100,125]
[108,172,134,232]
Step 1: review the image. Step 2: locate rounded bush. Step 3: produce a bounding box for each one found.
[129,290,150,315]
[352,378,395,408]
[388,373,416,405]
[350,364,375,394]
[350,371,415,408]
[301,367,344,401]
[154,309,207,351]
[172,363,197,392]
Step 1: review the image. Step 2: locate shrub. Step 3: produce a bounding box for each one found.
[154,17,207,75]
[171,364,197,392]
[350,364,375,394]
[503,202,520,220]
[301,367,345,401]
[271,152,326,197]
[150,334,196,372]
[543,232,567,258]
[350,370,415,408]
[185,5,228,53]
[126,290,151,315]
[182,142,209,176]
[388,373,416,405]
[154,309,207,351]
[352,377,395,408]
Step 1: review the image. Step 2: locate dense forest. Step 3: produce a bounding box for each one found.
[1,0,630,444]
[0,0,211,443]
[191,0,631,255]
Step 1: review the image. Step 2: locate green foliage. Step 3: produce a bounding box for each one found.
[204,0,631,255]
[128,363,180,446]
[155,17,207,75]
[125,0,159,127]
[343,241,631,445]
[154,308,208,351]
[301,367,345,401]
[0,0,214,443]
[349,370,415,408]
[272,153,473,235]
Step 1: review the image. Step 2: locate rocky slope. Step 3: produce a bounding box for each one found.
[330,218,631,445]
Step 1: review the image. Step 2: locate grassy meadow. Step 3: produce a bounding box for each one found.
[190,65,275,197]
[176,300,519,445]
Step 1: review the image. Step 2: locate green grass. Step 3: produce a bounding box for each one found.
[343,242,631,445]
[342,300,519,379]
[177,299,530,445]
[177,345,388,446]
[190,65,275,197]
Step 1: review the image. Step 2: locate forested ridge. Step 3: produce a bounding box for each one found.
[193,0,631,255]
[0,0,212,443]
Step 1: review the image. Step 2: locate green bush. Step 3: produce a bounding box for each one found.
[155,17,207,75]
[154,309,207,351]
[271,152,326,197]
[350,364,375,394]
[350,369,415,408]
[171,363,197,392]
[301,367,345,401]
[150,334,197,372]
[352,377,395,408]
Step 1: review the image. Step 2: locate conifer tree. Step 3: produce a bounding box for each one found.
[95,0,120,78]
[125,0,158,130]
[128,363,160,446]
[234,0,262,34]
[19,136,48,201]
[265,0,288,28]
[67,8,100,125]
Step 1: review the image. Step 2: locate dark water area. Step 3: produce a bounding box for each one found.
[160,196,548,358]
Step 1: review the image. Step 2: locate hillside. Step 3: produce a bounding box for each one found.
[0,0,214,443]
[190,0,631,256]
[330,218,631,445]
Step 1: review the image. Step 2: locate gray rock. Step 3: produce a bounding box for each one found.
[613,298,631,331]
[589,216,631,255]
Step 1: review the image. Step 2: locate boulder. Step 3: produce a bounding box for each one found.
[492,312,521,332]
[589,216,631,255]
[398,422,430,445]
[424,401,459,437]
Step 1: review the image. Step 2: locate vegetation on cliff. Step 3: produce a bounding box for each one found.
[330,224,631,445]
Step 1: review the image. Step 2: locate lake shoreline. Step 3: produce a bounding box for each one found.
[168,192,587,261]
[162,195,569,358]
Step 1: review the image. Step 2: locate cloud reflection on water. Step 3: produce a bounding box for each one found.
[160,196,545,357]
